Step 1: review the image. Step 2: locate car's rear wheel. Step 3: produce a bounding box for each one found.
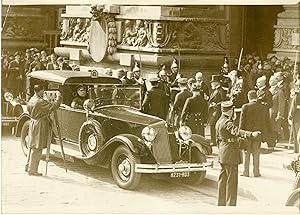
[79,121,104,157]
[111,145,141,190]
[20,120,30,156]
[181,148,206,185]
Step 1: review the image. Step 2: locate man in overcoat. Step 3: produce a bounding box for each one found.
[208,75,227,146]
[216,101,261,206]
[26,84,62,176]
[7,52,24,97]
[142,77,168,120]
[256,76,273,109]
[239,90,270,177]
[169,78,192,128]
[181,84,208,136]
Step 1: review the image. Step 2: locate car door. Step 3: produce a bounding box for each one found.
[57,105,86,146]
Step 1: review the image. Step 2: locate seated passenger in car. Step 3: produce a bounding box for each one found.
[71,85,88,109]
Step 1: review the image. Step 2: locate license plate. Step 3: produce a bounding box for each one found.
[170,172,190,178]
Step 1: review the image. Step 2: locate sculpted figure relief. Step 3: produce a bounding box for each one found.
[121,19,148,47]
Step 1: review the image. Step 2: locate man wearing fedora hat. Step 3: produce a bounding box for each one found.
[216,100,261,206]
[142,77,168,120]
[208,75,227,146]
[181,84,208,136]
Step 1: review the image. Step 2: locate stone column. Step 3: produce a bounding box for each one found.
[273,4,300,61]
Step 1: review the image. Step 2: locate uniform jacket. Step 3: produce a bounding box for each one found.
[208,86,227,125]
[27,94,61,149]
[257,86,273,109]
[181,94,208,129]
[142,86,169,119]
[216,114,252,165]
[239,100,270,141]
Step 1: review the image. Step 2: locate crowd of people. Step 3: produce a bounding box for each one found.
[2,47,300,206]
[1,48,74,99]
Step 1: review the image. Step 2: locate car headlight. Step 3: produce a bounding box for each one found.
[83,99,95,111]
[4,92,13,102]
[142,126,157,142]
[178,126,192,141]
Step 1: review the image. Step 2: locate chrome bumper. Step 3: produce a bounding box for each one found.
[135,161,213,173]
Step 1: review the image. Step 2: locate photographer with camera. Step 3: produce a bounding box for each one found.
[26,84,62,176]
[239,90,271,177]
[216,100,261,206]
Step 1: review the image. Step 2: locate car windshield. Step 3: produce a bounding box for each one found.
[89,85,142,109]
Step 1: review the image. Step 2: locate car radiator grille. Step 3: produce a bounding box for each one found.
[150,121,173,164]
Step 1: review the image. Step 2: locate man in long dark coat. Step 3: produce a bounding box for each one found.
[181,84,208,136]
[208,75,227,146]
[256,76,273,109]
[169,78,192,128]
[216,101,261,206]
[239,90,270,177]
[26,84,61,176]
[7,52,24,97]
[141,77,168,120]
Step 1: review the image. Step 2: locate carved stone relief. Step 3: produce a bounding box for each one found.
[60,18,91,43]
[2,17,44,39]
[274,27,299,49]
[91,5,117,55]
[119,19,229,51]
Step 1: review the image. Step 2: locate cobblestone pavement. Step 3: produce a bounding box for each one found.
[1,133,298,213]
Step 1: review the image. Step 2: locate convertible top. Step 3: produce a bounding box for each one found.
[28,70,121,85]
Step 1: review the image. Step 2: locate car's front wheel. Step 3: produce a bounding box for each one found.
[20,120,30,156]
[181,148,206,185]
[111,145,141,190]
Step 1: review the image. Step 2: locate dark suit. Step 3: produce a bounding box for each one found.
[216,114,253,206]
[198,81,209,99]
[181,94,208,136]
[239,101,270,176]
[257,87,273,109]
[142,86,168,120]
[208,86,227,144]
[172,89,192,128]
[7,60,24,97]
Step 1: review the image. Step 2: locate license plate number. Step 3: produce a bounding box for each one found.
[170,172,190,178]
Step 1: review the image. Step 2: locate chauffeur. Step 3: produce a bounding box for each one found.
[216,101,261,206]
[26,84,62,176]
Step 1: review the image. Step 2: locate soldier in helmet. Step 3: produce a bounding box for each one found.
[216,100,261,206]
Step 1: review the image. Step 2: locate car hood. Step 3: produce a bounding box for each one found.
[94,105,163,126]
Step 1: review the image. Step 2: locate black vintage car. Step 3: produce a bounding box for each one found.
[16,69,213,190]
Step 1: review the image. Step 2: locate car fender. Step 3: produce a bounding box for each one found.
[15,113,31,137]
[80,134,146,166]
[103,134,146,155]
[190,134,212,155]
[285,188,300,207]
